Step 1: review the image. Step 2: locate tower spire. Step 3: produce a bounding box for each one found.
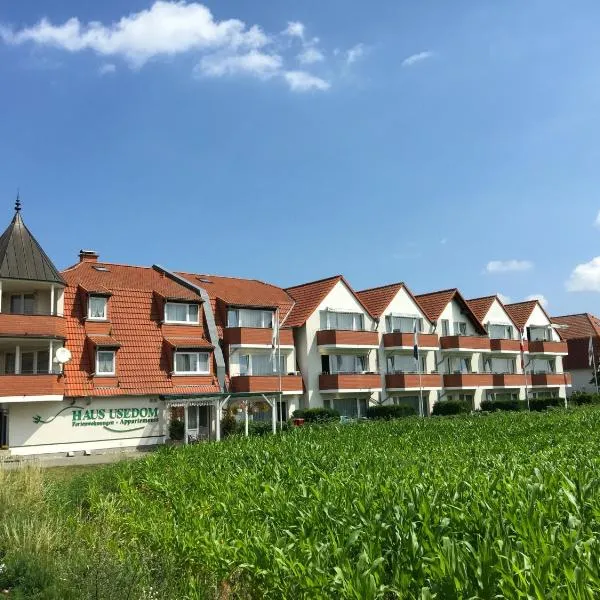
[15,190,21,213]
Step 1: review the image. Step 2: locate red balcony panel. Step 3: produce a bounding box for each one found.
[383,332,439,348]
[319,373,381,390]
[440,336,491,351]
[0,374,64,397]
[280,329,294,345]
[490,339,523,352]
[530,373,571,386]
[317,330,378,346]
[229,375,303,393]
[385,373,442,389]
[224,327,273,345]
[0,313,65,339]
[528,340,568,354]
[162,324,203,338]
[491,374,526,387]
[443,373,494,387]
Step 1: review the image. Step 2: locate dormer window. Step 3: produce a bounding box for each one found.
[227,308,273,328]
[164,302,199,324]
[174,351,209,374]
[320,310,364,331]
[487,324,513,340]
[96,350,115,376]
[88,295,108,320]
[385,315,423,333]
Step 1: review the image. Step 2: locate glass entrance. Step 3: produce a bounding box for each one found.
[186,405,211,441]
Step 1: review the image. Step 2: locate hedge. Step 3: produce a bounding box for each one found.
[529,396,562,411]
[292,407,340,423]
[366,405,416,420]
[480,399,524,412]
[432,400,470,416]
[569,391,600,405]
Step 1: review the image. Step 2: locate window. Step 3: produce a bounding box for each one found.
[448,357,471,374]
[3,350,51,375]
[532,358,555,374]
[386,315,423,333]
[532,390,559,399]
[441,320,450,336]
[96,350,115,375]
[488,324,513,340]
[484,357,516,374]
[227,308,273,328]
[528,326,552,341]
[487,392,518,402]
[320,310,364,331]
[238,353,286,376]
[174,352,209,374]
[387,354,426,374]
[454,321,467,336]
[88,296,108,320]
[329,354,367,374]
[10,293,35,315]
[165,302,199,324]
[4,352,15,374]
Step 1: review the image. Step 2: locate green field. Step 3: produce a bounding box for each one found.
[2,408,600,599]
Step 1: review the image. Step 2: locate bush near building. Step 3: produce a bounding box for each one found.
[366,404,416,420]
[431,399,470,416]
[570,391,600,405]
[292,407,340,422]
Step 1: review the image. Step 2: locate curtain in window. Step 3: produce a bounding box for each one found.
[227,309,239,327]
[387,316,422,333]
[252,354,272,375]
[239,355,250,375]
[388,354,423,373]
[97,351,114,373]
[4,353,15,375]
[166,303,187,322]
[320,311,364,331]
[489,324,512,339]
[21,352,35,374]
[332,355,366,373]
[89,297,107,319]
[333,398,358,418]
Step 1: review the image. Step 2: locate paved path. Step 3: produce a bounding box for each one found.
[0,449,154,470]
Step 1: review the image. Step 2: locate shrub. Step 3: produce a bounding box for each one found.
[529,396,562,411]
[570,391,600,406]
[480,399,524,412]
[168,418,184,441]
[247,421,272,436]
[292,407,340,423]
[432,400,470,416]
[366,404,416,420]
[221,406,239,438]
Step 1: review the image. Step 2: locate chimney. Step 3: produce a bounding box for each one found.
[79,250,99,263]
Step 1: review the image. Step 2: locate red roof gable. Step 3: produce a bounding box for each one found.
[415,288,487,334]
[61,262,220,397]
[357,282,431,323]
[285,275,374,328]
[465,296,496,322]
[552,313,600,340]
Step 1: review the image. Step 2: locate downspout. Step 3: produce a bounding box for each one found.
[153,265,226,392]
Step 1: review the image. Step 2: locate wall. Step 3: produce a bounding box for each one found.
[482,300,516,335]
[568,368,596,395]
[7,396,165,455]
[524,304,564,373]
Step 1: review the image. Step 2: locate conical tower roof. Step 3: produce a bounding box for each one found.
[0,199,65,284]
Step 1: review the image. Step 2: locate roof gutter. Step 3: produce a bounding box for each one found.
[153,265,226,393]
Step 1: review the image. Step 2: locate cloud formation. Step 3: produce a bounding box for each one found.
[595,210,600,229]
[524,294,548,308]
[485,260,533,274]
[346,43,365,65]
[401,51,433,67]
[98,62,116,75]
[566,256,600,292]
[497,293,512,304]
[0,2,341,92]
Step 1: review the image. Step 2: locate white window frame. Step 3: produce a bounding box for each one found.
[453,321,468,336]
[227,308,273,329]
[386,314,423,334]
[95,350,116,376]
[238,353,286,376]
[88,295,108,321]
[164,302,200,324]
[320,310,365,331]
[174,351,210,375]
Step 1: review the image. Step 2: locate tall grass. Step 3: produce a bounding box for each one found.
[3,408,600,598]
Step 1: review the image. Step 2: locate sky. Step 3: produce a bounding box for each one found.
[1,0,600,316]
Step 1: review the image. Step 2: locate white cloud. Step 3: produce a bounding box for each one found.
[98,62,116,75]
[401,50,433,67]
[298,46,324,65]
[595,210,600,228]
[346,43,365,65]
[566,256,600,292]
[0,1,270,68]
[197,50,281,78]
[525,294,548,308]
[485,260,534,273]
[284,70,330,92]
[282,21,304,39]
[497,293,512,304]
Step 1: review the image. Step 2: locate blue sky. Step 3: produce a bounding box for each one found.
[1,0,600,316]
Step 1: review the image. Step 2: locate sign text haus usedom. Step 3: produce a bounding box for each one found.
[33,406,160,433]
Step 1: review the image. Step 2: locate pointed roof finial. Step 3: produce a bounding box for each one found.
[15,189,21,213]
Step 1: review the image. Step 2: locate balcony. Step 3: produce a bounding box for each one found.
[0,312,65,339]
[319,373,381,391]
[0,374,64,398]
[385,373,442,389]
[530,373,572,386]
[316,330,378,349]
[489,339,524,353]
[229,374,303,393]
[223,327,294,346]
[440,335,491,351]
[383,332,439,349]
[443,373,494,388]
[528,340,568,355]
[491,374,526,387]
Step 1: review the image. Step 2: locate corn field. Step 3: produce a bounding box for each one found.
[3,408,600,598]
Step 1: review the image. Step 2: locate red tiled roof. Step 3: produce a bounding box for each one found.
[504,301,539,330]
[164,336,213,349]
[551,313,600,340]
[285,275,374,328]
[415,288,487,334]
[62,262,220,397]
[357,282,431,322]
[86,334,121,348]
[465,296,496,322]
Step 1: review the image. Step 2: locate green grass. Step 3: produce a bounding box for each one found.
[3,408,600,598]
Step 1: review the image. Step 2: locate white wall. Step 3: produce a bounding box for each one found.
[482,300,516,333]
[8,397,164,455]
[569,369,596,395]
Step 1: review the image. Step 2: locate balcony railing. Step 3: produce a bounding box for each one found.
[530,373,571,386]
[383,332,439,348]
[0,313,65,338]
[319,373,381,391]
[489,339,524,353]
[443,373,494,387]
[229,374,303,393]
[0,373,64,397]
[385,373,442,389]
[440,335,491,351]
[528,340,568,354]
[491,373,526,387]
[316,330,379,347]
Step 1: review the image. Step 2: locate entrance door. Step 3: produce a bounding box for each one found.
[186,405,211,442]
[0,408,8,449]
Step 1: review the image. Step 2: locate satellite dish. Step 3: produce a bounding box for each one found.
[55,347,72,365]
